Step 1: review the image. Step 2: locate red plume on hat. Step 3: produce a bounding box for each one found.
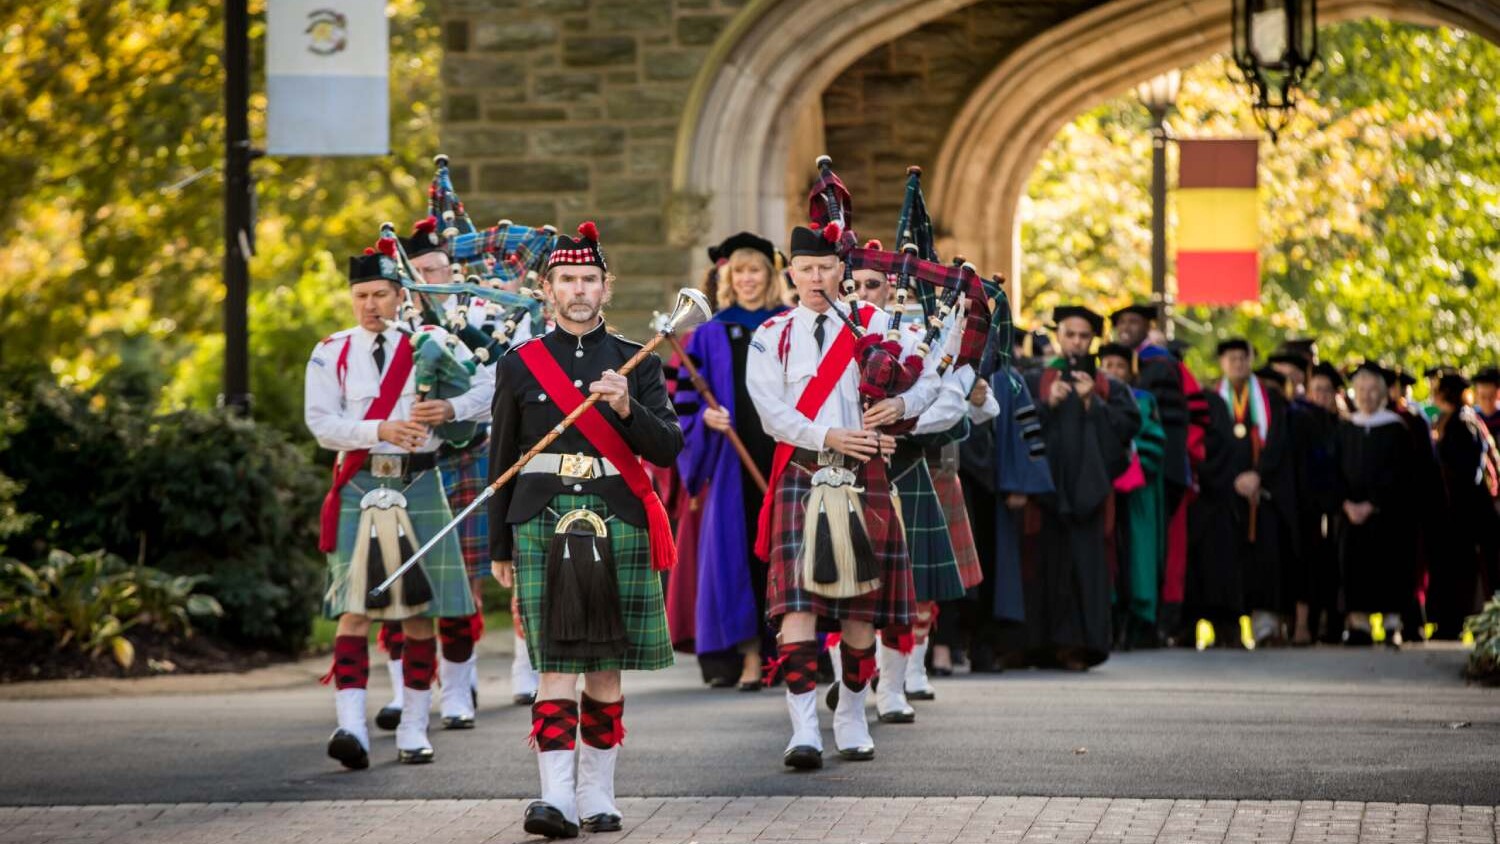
[864,238,883,250]
[363,247,376,255]
[822,221,842,244]
[578,220,600,242]
[375,235,398,258]
[412,216,439,238]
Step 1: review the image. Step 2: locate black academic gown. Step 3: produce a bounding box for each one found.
[1287,397,1341,619]
[1023,367,1141,666]
[1428,409,1491,638]
[1396,404,1444,628]
[1334,412,1418,614]
[1187,381,1296,622]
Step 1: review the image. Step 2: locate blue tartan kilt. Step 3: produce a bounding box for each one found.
[322,468,476,620]
[890,451,966,603]
[438,440,489,581]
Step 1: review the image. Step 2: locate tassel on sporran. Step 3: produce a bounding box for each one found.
[346,487,433,619]
[800,466,880,599]
[544,509,628,660]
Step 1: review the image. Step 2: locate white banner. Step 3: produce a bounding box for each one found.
[267,0,388,156]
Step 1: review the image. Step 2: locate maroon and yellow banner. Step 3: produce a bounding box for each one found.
[1175,139,1260,305]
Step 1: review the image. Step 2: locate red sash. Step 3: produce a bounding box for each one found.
[517,340,677,572]
[317,335,415,552]
[753,305,873,562]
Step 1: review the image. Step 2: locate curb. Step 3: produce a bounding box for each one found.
[0,638,515,701]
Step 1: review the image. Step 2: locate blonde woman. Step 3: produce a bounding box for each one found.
[676,232,788,690]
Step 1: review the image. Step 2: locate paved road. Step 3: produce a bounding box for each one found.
[1,646,1496,807]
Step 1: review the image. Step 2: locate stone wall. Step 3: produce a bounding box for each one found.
[439,0,745,329]
[820,0,1096,244]
[439,0,1098,329]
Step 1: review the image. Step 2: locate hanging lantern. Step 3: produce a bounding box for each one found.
[1230,0,1319,141]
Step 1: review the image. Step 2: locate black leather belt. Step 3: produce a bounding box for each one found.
[790,447,822,464]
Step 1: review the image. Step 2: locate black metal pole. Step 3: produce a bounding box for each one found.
[223,0,253,414]
[1149,106,1170,339]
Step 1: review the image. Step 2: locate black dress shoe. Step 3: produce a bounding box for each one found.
[906,688,935,701]
[441,714,475,730]
[738,680,764,692]
[326,729,369,770]
[838,745,875,761]
[931,665,954,677]
[878,708,915,724]
[784,744,823,770]
[374,706,401,731]
[397,746,435,764]
[524,801,580,839]
[707,676,737,689]
[513,691,537,706]
[581,813,623,833]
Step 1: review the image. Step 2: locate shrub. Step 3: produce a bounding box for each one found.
[1464,592,1500,684]
[0,372,326,654]
[0,550,223,669]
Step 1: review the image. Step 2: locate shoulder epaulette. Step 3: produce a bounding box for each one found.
[611,333,645,350]
[320,327,356,345]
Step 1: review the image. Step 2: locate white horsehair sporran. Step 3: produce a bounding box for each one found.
[800,459,882,599]
[342,485,434,619]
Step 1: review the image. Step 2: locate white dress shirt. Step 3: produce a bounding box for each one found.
[746,302,940,452]
[304,324,494,454]
[913,363,999,434]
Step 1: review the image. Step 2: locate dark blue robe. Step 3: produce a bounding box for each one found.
[991,369,1053,623]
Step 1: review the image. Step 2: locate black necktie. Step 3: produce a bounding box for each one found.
[372,333,386,373]
[813,314,828,351]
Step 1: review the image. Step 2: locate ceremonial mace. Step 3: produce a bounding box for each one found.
[658,324,768,493]
[369,288,713,600]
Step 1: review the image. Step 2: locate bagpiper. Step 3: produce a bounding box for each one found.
[747,223,939,769]
[305,244,494,768]
[488,222,684,839]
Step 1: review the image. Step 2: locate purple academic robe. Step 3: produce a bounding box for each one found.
[677,318,762,654]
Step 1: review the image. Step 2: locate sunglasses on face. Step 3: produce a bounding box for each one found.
[861,278,886,291]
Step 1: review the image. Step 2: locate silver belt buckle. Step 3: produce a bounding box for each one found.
[810,465,860,489]
[558,453,597,480]
[370,454,403,479]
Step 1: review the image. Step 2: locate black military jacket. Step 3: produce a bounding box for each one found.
[487,318,683,561]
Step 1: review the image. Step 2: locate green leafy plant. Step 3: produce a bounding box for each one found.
[1463,591,1500,684]
[0,550,222,669]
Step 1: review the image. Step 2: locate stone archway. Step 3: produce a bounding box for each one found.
[927,0,1500,299]
[669,0,982,251]
[674,0,1500,303]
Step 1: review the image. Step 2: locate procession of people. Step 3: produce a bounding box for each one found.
[302,153,1500,839]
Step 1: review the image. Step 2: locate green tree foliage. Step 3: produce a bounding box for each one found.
[0,0,439,436]
[1022,20,1500,375]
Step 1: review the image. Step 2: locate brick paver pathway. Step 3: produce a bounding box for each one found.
[2,797,1495,844]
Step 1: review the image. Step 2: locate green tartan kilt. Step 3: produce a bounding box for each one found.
[321,468,476,620]
[513,493,674,674]
[891,451,966,603]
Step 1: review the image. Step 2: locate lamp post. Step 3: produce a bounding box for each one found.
[1230,0,1319,141]
[1136,70,1181,337]
[223,0,254,415]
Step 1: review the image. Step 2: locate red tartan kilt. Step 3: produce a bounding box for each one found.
[765,456,914,630]
[931,464,983,589]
